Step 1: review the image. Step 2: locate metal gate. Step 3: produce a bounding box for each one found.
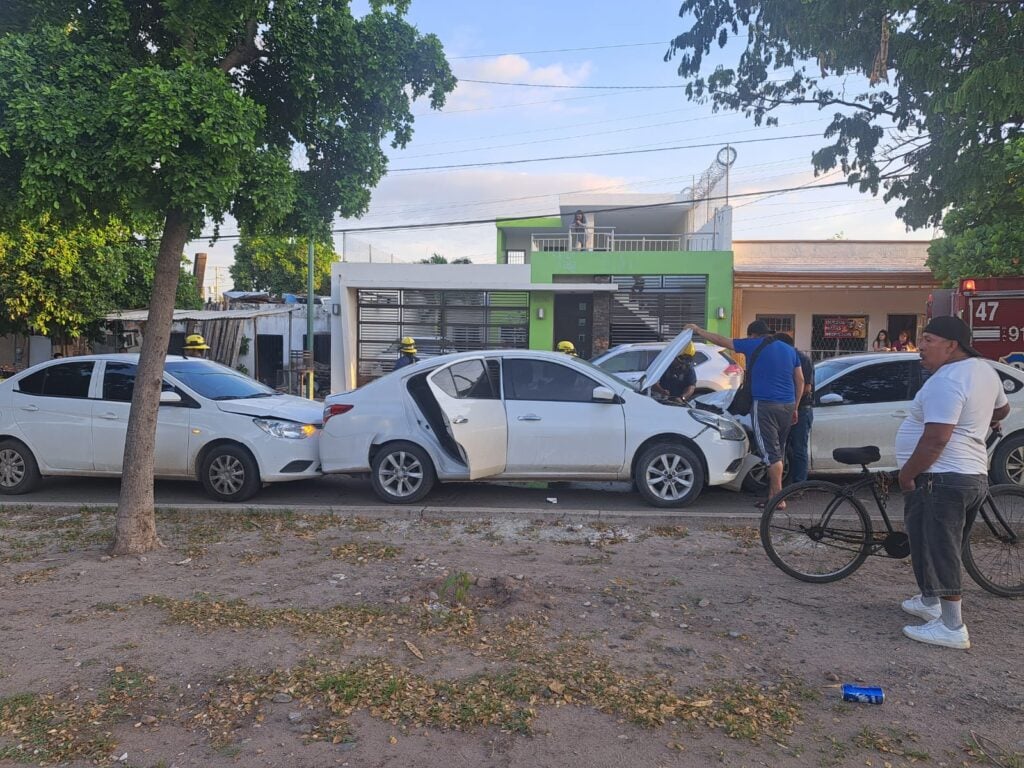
[356,289,529,385]
[610,275,707,345]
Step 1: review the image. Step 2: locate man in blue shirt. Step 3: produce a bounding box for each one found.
[687,320,803,505]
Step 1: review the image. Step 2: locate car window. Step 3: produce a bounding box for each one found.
[432,359,497,400]
[815,357,864,385]
[692,351,709,366]
[822,361,916,404]
[596,350,644,373]
[503,359,601,402]
[718,350,737,365]
[165,359,277,400]
[16,362,94,398]
[102,362,178,402]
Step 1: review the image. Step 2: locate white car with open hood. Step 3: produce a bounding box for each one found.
[320,331,748,507]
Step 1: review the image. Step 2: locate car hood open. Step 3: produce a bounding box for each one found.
[217,394,323,425]
[636,329,694,393]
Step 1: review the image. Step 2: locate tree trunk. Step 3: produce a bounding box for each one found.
[110,209,191,555]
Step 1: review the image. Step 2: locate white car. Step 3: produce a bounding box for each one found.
[0,354,322,502]
[727,351,1024,490]
[320,331,748,507]
[591,341,742,394]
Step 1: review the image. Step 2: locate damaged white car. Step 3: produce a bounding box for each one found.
[320,331,747,507]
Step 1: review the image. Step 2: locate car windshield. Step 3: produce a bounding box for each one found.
[573,357,631,388]
[165,359,278,400]
[815,357,865,384]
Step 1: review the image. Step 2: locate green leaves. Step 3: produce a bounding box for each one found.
[230,235,336,297]
[668,0,1024,232]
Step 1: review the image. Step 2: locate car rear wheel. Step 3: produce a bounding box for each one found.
[0,439,41,495]
[634,442,704,508]
[200,444,261,502]
[370,442,436,504]
[990,432,1024,486]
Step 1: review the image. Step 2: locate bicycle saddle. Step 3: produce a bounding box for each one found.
[832,446,881,466]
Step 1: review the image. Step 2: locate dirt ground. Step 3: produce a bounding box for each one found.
[0,505,1021,768]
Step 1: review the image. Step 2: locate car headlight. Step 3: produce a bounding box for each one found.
[253,418,318,439]
[688,409,746,441]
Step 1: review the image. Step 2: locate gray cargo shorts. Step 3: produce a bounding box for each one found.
[751,400,795,465]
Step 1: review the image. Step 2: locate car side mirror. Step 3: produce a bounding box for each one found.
[818,392,844,406]
[592,386,616,403]
[159,390,182,405]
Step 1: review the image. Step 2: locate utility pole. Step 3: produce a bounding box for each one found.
[306,235,315,399]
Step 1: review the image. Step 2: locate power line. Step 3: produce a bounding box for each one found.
[458,78,686,90]
[391,133,823,172]
[450,41,669,59]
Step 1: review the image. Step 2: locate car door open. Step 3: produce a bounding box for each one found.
[426,358,507,479]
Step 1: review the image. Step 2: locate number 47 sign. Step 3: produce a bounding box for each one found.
[974,300,1000,323]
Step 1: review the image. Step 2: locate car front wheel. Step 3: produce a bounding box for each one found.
[991,432,1024,486]
[0,439,41,495]
[370,442,436,504]
[200,444,261,502]
[634,442,704,508]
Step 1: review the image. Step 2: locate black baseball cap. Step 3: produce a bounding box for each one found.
[922,316,981,357]
[746,320,771,336]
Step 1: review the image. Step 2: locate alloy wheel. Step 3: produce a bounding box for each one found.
[0,448,26,489]
[645,452,695,501]
[379,451,424,498]
[208,454,247,496]
[1004,445,1024,485]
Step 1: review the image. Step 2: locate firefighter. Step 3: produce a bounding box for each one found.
[654,342,697,402]
[183,333,210,358]
[393,337,419,371]
[556,340,577,357]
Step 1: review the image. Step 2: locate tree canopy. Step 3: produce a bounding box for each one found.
[667,1,1024,233]
[0,1,455,552]
[418,253,472,264]
[231,235,335,297]
[0,215,200,340]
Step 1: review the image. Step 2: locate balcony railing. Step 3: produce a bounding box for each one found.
[530,230,716,253]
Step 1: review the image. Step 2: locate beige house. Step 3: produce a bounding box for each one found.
[732,240,938,359]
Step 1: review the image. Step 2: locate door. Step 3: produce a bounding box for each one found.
[811,359,920,470]
[426,358,507,479]
[501,358,626,476]
[12,361,96,471]
[92,362,191,475]
[554,294,593,359]
[256,334,284,388]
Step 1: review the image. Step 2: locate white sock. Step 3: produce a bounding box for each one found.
[940,598,963,629]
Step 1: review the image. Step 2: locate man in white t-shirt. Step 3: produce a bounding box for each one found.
[895,316,1010,649]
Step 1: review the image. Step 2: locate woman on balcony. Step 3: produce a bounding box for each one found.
[571,209,587,251]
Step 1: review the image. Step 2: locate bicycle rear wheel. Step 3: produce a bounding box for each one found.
[964,484,1024,597]
[760,481,873,583]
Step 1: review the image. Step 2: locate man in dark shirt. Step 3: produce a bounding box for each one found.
[775,333,814,483]
[655,344,698,401]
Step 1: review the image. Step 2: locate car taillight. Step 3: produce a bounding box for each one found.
[724,364,742,376]
[323,403,353,424]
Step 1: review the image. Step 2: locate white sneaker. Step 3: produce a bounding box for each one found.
[901,594,941,621]
[902,618,971,650]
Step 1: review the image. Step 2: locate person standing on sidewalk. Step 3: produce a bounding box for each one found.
[686,320,802,506]
[774,333,814,483]
[896,316,1009,649]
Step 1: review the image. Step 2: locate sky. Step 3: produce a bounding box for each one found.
[190,1,932,293]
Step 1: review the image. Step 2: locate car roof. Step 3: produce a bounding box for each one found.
[603,341,724,352]
[36,353,210,363]
[815,351,1024,379]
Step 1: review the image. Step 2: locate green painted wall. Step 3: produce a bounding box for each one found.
[496,217,561,265]
[528,250,734,352]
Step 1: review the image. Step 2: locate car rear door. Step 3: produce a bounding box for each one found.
[812,359,919,470]
[11,361,96,471]
[426,358,507,479]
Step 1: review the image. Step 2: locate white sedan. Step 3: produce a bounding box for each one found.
[320,332,748,507]
[0,354,323,501]
[727,351,1024,490]
[591,341,742,393]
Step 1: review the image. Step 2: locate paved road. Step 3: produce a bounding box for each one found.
[0,474,767,522]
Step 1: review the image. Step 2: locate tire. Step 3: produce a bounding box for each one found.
[634,442,704,508]
[963,484,1024,597]
[199,444,261,502]
[741,452,791,494]
[759,480,872,583]
[989,432,1024,486]
[370,442,436,504]
[0,439,41,495]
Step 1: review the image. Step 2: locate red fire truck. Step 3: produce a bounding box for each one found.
[928,277,1024,369]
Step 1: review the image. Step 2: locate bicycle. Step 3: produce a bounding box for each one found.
[759,445,1024,597]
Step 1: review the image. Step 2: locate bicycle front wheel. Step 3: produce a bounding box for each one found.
[964,484,1024,597]
[760,481,873,583]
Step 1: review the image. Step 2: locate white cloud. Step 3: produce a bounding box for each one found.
[442,55,593,114]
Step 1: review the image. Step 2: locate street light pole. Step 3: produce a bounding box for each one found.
[306,235,315,399]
